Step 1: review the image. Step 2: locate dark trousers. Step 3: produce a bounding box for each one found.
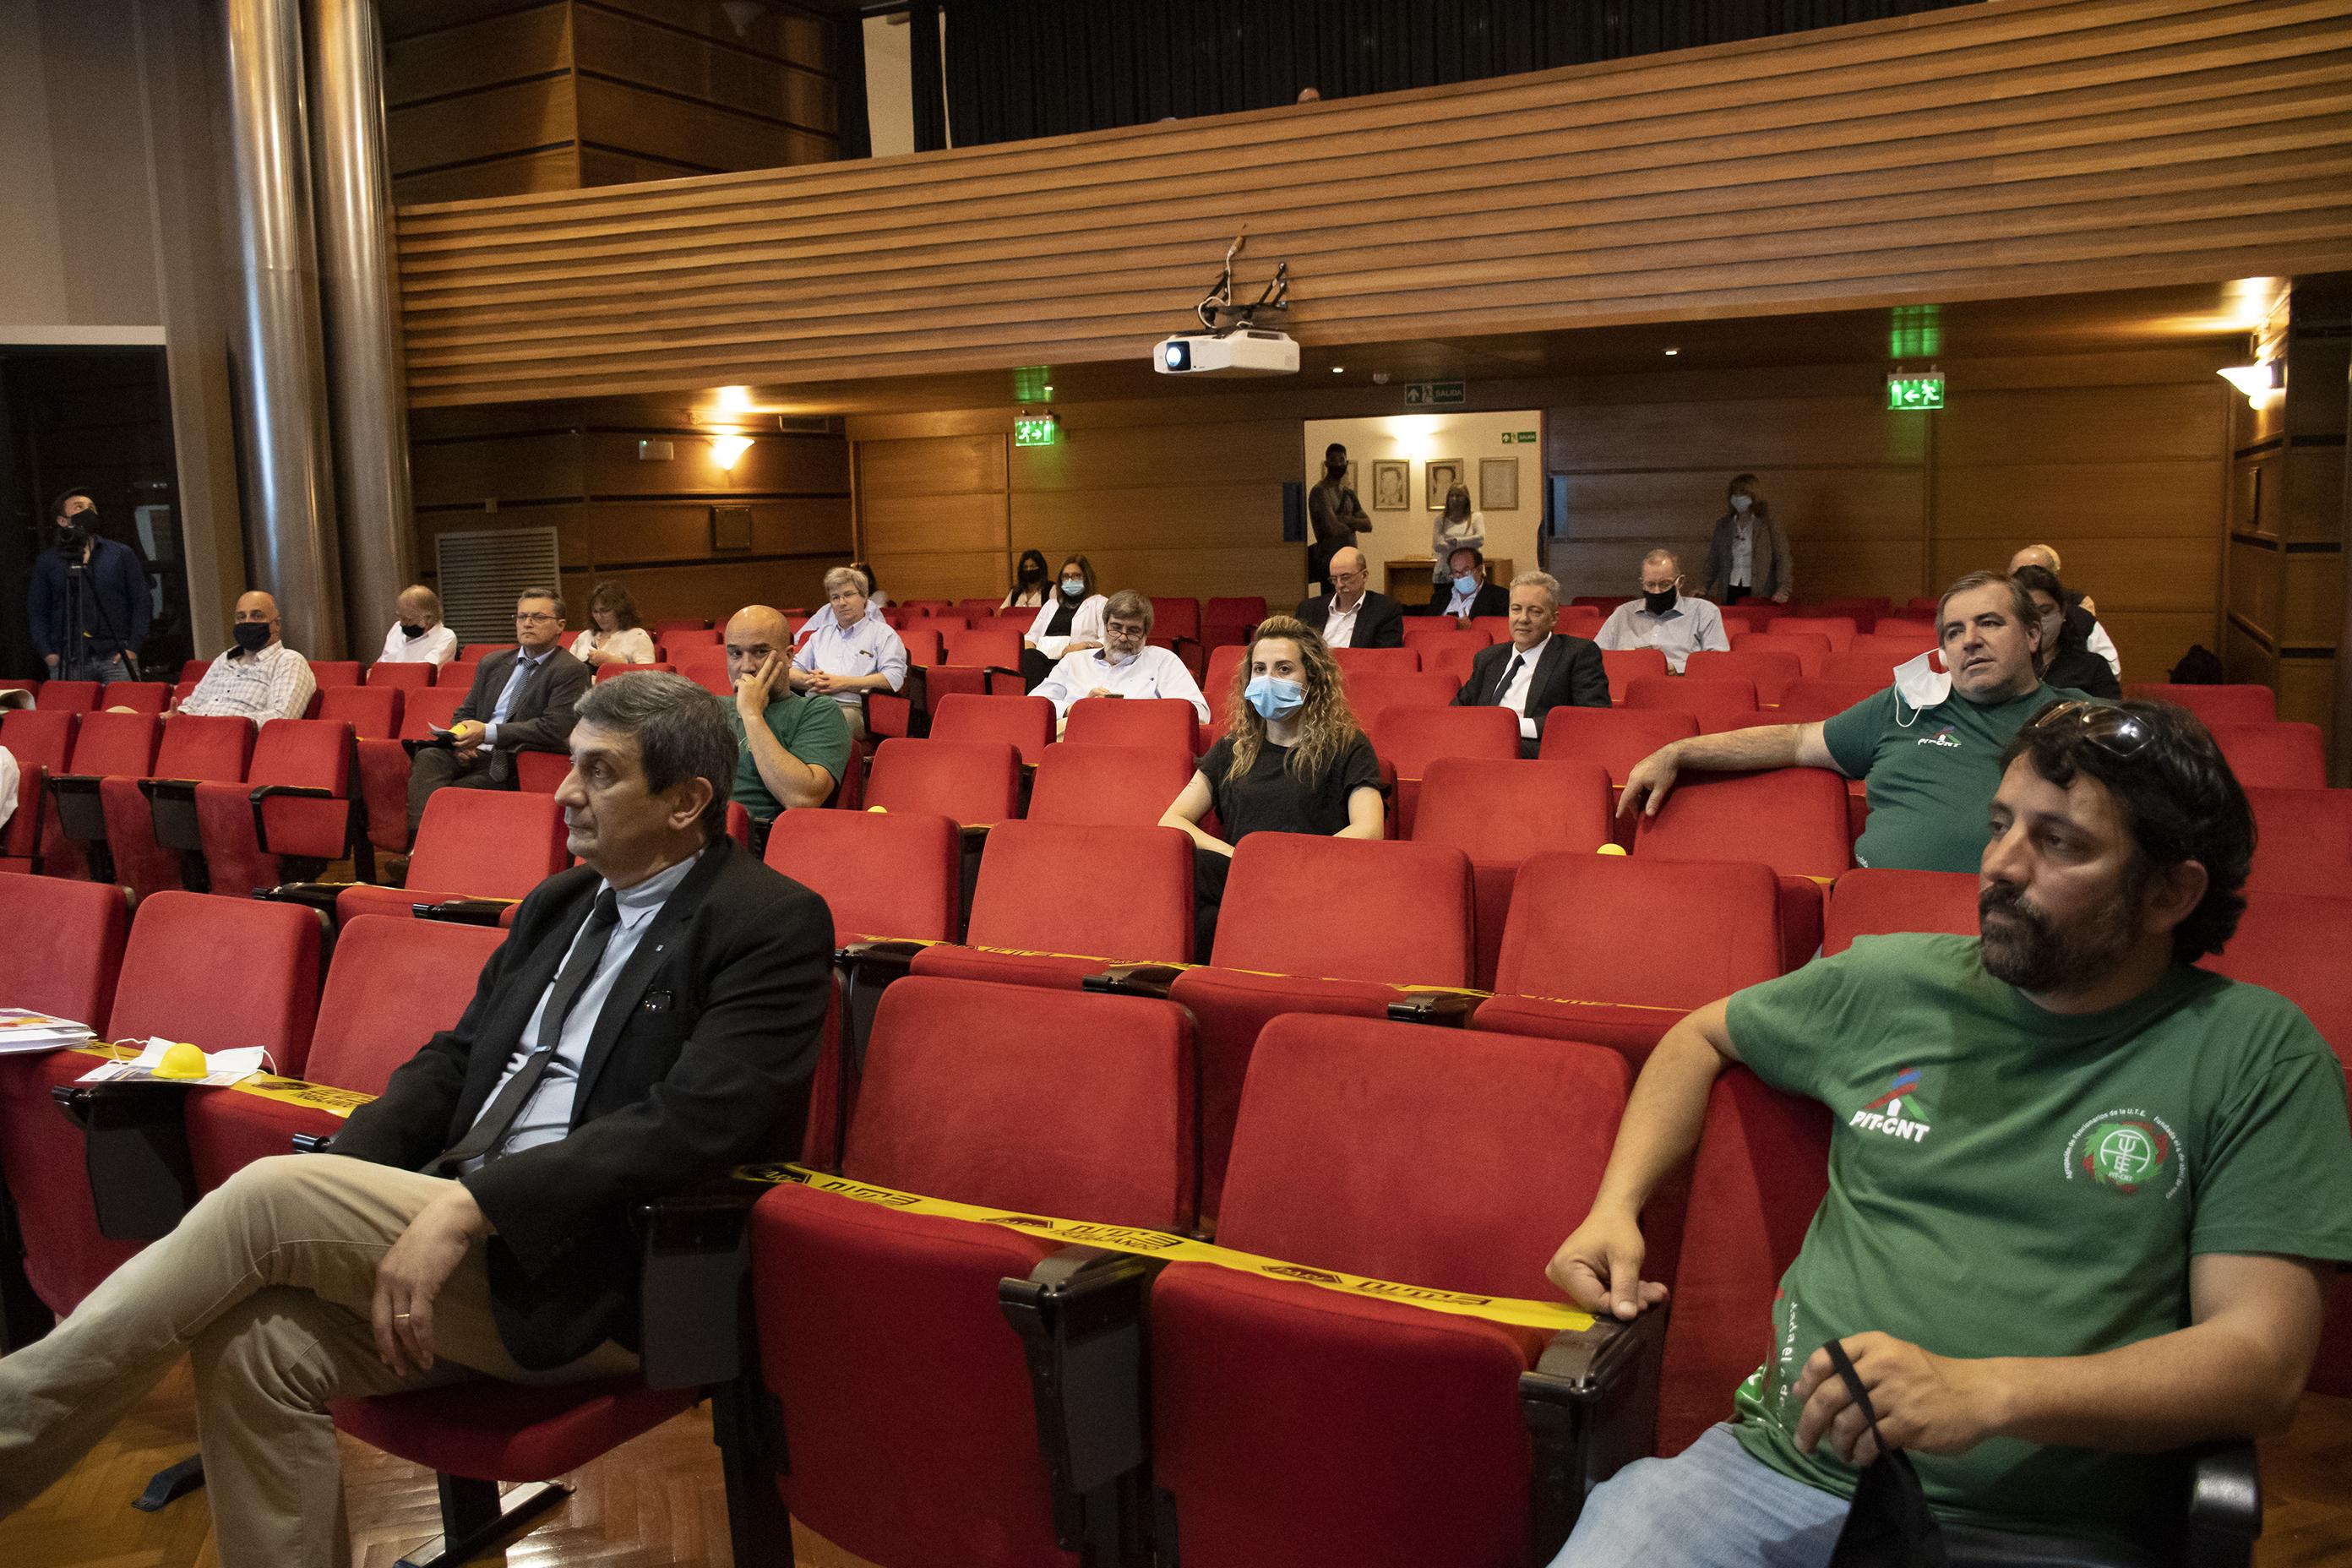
[1723,585,1753,605]
[1192,845,1234,962]
[406,745,513,836]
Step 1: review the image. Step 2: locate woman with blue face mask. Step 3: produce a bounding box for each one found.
[1021,553,1108,689]
[1158,616,1386,957]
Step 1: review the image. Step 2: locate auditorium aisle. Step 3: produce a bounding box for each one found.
[0,1366,2343,1565]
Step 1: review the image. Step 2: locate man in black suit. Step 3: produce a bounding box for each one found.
[1293,547,1405,649]
[1413,545,1511,623]
[406,585,592,834]
[0,672,833,1566]
[1451,569,1610,757]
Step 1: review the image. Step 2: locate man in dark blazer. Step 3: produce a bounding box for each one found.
[1451,569,1609,757]
[1413,545,1511,623]
[1293,546,1405,649]
[406,585,592,834]
[0,672,833,1566]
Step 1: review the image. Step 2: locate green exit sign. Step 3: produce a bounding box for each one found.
[1014,415,1059,447]
[1886,373,1946,411]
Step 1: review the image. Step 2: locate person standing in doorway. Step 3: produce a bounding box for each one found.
[1308,443,1370,595]
[1702,473,1794,606]
[28,488,150,685]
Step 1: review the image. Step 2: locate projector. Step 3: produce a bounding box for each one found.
[1154,330,1299,376]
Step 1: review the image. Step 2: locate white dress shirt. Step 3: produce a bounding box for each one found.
[468,852,701,1165]
[1729,520,1756,588]
[793,610,909,709]
[1323,592,1369,649]
[1026,594,1108,661]
[377,622,458,665]
[1033,644,1211,721]
[2085,620,2121,677]
[571,627,658,666]
[1595,596,1730,673]
[181,642,316,727]
[0,747,17,835]
[1443,583,1482,618]
[1494,635,1550,739]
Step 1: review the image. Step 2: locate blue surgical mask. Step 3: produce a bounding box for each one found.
[1730,494,1754,514]
[1244,674,1305,721]
[1061,578,1086,596]
[1453,574,1480,596]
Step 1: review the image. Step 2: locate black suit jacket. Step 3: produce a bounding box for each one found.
[1293,589,1406,649]
[327,841,833,1368]
[1413,582,1511,620]
[452,645,592,784]
[1450,634,1610,742]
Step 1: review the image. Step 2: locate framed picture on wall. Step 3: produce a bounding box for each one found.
[1480,457,1520,511]
[1371,460,1410,510]
[1425,459,1463,509]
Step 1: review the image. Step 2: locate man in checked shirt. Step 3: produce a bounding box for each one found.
[177,591,316,725]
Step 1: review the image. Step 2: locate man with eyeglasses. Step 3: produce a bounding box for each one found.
[1293,546,1405,649]
[406,587,591,835]
[177,590,316,726]
[1594,547,1729,673]
[1544,698,2352,1564]
[1032,590,1211,731]
[1621,571,2093,873]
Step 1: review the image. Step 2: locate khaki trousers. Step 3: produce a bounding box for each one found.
[0,1153,634,1567]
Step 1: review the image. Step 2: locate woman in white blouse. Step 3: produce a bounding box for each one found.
[570,580,659,667]
[1021,553,1108,686]
[1000,548,1052,610]
[376,584,458,665]
[1430,483,1484,589]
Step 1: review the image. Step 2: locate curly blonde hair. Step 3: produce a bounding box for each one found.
[1223,615,1363,783]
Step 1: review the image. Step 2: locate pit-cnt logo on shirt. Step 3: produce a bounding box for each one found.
[1848,1067,1931,1143]
[1916,725,1961,749]
[2063,1108,2186,1198]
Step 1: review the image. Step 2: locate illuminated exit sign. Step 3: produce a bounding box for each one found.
[1014,415,1059,447]
[1886,373,1946,411]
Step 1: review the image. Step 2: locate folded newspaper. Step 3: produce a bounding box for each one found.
[0,1009,95,1055]
[75,1040,270,1090]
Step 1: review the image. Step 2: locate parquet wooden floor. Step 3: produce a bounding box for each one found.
[1,1361,2344,1567]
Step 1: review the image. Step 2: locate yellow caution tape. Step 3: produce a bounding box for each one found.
[70,1043,373,1119]
[737,1161,1595,1335]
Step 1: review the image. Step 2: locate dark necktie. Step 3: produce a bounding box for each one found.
[432,888,623,1172]
[1494,651,1526,706]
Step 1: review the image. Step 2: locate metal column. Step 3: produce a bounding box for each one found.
[310,0,415,643]
[222,0,347,658]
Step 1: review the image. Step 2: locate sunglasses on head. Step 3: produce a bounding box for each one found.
[2024,700,2155,760]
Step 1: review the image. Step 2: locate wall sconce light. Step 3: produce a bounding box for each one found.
[2217,361,2281,407]
[710,435,754,470]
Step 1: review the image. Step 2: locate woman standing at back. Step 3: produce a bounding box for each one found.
[1159,615,1384,956]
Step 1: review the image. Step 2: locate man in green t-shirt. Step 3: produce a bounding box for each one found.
[724,605,852,838]
[1620,571,2092,872]
[1548,700,2352,1564]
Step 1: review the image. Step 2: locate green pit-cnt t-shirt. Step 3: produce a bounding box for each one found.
[728,689,852,823]
[1723,934,2352,1553]
[1821,681,2088,874]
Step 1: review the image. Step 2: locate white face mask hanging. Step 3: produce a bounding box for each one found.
[1890,650,1950,725]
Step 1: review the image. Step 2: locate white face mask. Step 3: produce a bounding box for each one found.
[1892,649,1952,713]
[1729,494,1754,515]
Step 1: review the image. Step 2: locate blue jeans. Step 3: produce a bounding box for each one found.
[1551,1424,1849,1568]
[55,650,136,685]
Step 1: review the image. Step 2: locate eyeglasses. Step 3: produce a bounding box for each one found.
[2024,700,2155,760]
[514,612,559,624]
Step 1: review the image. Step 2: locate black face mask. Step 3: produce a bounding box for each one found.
[400,621,427,640]
[1643,587,1678,616]
[1325,456,1348,479]
[57,517,92,550]
[1018,563,1044,584]
[231,622,271,653]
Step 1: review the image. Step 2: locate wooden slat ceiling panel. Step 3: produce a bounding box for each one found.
[395,0,2352,406]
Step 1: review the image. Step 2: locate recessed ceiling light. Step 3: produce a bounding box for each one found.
[1331,366,1345,373]
[1663,347,1680,357]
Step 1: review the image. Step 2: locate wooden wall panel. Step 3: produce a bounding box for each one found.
[1935,460,2222,536]
[1549,398,1925,471]
[583,498,850,564]
[384,4,569,105]
[572,79,833,174]
[861,491,1011,555]
[1012,485,1289,553]
[388,77,577,177]
[858,433,1007,499]
[865,552,1014,602]
[396,0,2352,407]
[570,5,835,133]
[395,149,581,204]
[579,429,847,494]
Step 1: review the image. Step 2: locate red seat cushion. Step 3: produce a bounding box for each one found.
[329,1376,696,1481]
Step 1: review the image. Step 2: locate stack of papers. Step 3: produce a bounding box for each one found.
[0,1010,95,1054]
[75,1040,270,1090]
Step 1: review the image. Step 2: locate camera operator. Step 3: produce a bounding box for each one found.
[28,489,150,686]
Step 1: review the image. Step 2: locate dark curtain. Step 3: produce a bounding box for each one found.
[833,10,873,161]
[908,0,951,153]
[941,0,1977,147]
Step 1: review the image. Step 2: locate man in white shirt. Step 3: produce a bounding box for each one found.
[1293,547,1405,649]
[1596,548,1731,673]
[178,591,316,726]
[1032,591,1211,728]
[1450,571,1609,756]
[2009,544,2121,677]
[377,584,459,666]
[791,565,908,739]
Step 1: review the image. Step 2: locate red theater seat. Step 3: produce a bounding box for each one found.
[1342,672,1457,726]
[316,683,400,740]
[592,662,674,682]
[97,715,254,898]
[1538,706,1697,790]
[1769,615,1857,652]
[928,692,1055,769]
[2244,787,2352,895]
[748,975,1195,1568]
[1625,674,1758,734]
[0,892,321,1317]
[1778,678,1884,725]
[1731,630,1832,680]
[1365,704,1522,836]
[2126,683,2277,726]
[912,821,1193,988]
[36,681,100,714]
[1150,1016,1631,1568]
[1332,646,1420,677]
[1822,868,1979,954]
[1471,852,1784,1062]
[308,661,362,688]
[41,711,161,876]
[765,808,961,943]
[0,710,74,874]
[98,682,170,714]
[1024,743,1195,829]
[1599,647,1668,703]
[864,738,1021,825]
[2206,721,2327,790]
[1410,757,1611,989]
[193,719,359,896]
[364,661,434,690]
[1635,768,1849,968]
[1683,649,1801,706]
[1060,696,1198,756]
[334,790,569,925]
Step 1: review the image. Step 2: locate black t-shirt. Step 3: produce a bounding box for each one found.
[1045,599,1078,639]
[1199,732,1382,842]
